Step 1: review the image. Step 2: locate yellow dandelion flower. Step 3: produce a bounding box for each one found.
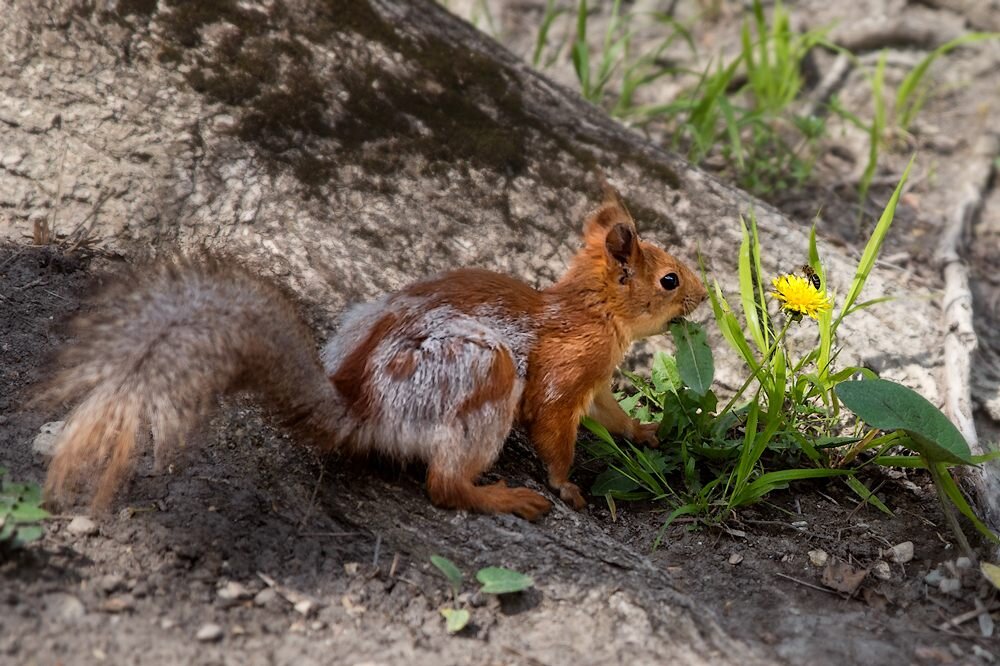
[770,274,832,320]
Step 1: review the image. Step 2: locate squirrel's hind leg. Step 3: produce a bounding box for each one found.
[426,463,552,521]
[423,345,551,520]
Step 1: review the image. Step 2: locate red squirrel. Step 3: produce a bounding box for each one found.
[42,185,707,520]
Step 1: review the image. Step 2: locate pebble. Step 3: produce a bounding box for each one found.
[66,516,98,537]
[808,549,829,567]
[884,541,914,564]
[99,574,126,594]
[217,581,252,604]
[160,618,176,630]
[196,623,224,642]
[872,561,891,581]
[54,594,86,621]
[294,599,316,617]
[972,645,995,662]
[939,577,962,595]
[31,421,64,457]
[253,588,278,607]
[728,553,744,565]
[343,562,360,576]
[100,596,134,614]
[924,569,944,586]
[954,557,973,570]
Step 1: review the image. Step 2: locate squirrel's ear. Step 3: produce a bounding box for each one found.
[605,222,638,268]
[583,183,636,245]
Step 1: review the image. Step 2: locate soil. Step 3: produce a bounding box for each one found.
[3,0,1000,664]
[0,248,995,665]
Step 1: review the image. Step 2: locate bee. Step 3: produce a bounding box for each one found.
[799,264,821,291]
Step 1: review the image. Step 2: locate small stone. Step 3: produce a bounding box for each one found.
[728,553,744,565]
[939,577,962,595]
[100,596,134,614]
[872,561,891,581]
[217,581,252,604]
[288,621,307,634]
[924,569,944,586]
[253,588,278,607]
[343,562,360,575]
[231,625,246,636]
[196,623,223,642]
[884,541,914,564]
[32,421,64,457]
[971,645,995,662]
[808,549,829,567]
[160,618,176,630]
[310,621,325,631]
[53,594,86,621]
[92,648,107,662]
[98,574,125,594]
[66,516,98,537]
[294,599,315,617]
[954,557,973,570]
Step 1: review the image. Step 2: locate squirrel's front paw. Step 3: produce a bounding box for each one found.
[631,421,660,448]
[557,482,586,510]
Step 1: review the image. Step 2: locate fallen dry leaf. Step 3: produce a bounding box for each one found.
[821,559,868,595]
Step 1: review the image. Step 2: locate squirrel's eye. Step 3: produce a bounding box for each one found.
[660,273,680,291]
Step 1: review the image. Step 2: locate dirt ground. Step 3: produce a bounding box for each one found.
[3,0,1000,664]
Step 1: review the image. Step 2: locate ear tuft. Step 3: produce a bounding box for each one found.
[605,223,637,267]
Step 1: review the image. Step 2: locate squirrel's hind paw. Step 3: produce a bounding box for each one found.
[556,482,586,511]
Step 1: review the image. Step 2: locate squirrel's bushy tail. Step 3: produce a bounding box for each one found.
[42,257,344,510]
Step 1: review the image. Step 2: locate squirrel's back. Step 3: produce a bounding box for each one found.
[321,268,541,466]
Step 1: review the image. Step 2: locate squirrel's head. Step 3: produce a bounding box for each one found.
[576,183,707,341]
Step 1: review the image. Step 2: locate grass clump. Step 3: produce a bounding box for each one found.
[583,162,998,551]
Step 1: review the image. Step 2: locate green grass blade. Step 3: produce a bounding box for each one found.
[653,503,702,549]
[731,468,852,506]
[844,476,893,516]
[897,33,1000,129]
[933,463,1000,544]
[835,154,915,333]
[738,215,767,355]
[859,51,887,209]
[532,0,568,67]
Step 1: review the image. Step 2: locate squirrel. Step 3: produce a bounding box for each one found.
[41,185,707,521]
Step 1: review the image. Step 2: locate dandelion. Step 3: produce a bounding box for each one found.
[771,273,832,320]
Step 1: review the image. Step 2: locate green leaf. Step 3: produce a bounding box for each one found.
[430,556,464,592]
[440,608,470,634]
[669,320,714,397]
[13,525,43,546]
[10,504,49,523]
[651,352,682,395]
[476,567,534,594]
[835,379,973,464]
[591,469,641,497]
